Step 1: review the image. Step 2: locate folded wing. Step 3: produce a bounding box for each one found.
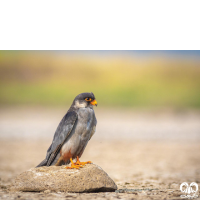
[36,111,77,167]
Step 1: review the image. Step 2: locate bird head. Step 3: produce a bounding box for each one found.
[73,92,97,108]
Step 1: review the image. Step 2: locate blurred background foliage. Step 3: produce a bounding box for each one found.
[0,51,200,108]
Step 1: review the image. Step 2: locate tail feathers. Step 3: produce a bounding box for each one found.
[36,159,48,168]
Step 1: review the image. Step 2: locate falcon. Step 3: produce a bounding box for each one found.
[36,92,97,169]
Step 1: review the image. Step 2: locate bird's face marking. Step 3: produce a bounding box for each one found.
[74,92,98,108]
[84,97,98,106]
[75,100,87,108]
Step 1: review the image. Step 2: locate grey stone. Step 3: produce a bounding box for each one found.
[10,164,117,193]
[43,189,51,194]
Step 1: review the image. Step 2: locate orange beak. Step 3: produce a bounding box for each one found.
[90,99,98,106]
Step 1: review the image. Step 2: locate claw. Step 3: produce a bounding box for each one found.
[65,157,92,169]
[74,156,92,166]
[65,158,80,169]
[65,164,81,169]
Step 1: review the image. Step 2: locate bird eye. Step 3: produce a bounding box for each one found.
[85,97,92,101]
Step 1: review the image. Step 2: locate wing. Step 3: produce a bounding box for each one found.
[36,144,53,167]
[45,111,78,166]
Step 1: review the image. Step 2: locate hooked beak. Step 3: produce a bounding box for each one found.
[90,99,98,106]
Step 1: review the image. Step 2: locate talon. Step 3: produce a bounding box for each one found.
[65,164,80,169]
[75,163,84,167]
[65,165,80,169]
[65,158,81,169]
[74,156,92,166]
[65,157,92,169]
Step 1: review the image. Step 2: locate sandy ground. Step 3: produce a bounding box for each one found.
[0,107,200,199]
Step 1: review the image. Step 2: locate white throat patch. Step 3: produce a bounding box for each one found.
[75,100,87,108]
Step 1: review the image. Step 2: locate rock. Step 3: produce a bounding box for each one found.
[43,189,51,194]
[10,164,117,193]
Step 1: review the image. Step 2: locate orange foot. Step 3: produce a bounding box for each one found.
[65,158,83,169]
[74,156,92,166]
[65,157,92,169]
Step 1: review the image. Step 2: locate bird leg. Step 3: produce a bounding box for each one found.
[65,158,82,169]
[74,156,92,166]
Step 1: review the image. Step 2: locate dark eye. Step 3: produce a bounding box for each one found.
[85,97,92,101]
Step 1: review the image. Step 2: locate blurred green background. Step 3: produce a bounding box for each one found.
[0,50,200,108]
